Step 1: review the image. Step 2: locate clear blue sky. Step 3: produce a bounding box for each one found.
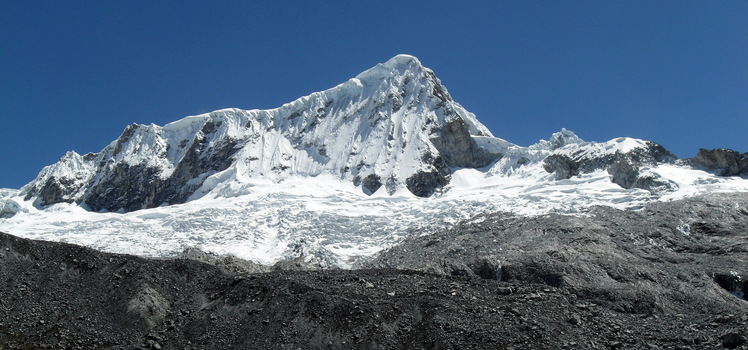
[1,1,746,189]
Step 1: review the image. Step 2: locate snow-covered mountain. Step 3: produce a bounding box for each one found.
[1,55,747,267]
[19,55,499,212]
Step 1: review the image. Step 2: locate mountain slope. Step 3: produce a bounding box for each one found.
[1,55,747,267]
[18,54,694,214]
[2,55,748,350]
[20,55,500,212]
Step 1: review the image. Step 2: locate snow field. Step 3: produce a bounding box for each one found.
[3,164,747,268]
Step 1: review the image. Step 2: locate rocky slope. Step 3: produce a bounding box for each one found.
[690,148,748,176]
[2,193,747,349]
[369,193,748,315]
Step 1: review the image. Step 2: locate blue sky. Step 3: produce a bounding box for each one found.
[1,1,746,188]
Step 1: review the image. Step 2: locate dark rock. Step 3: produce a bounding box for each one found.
[84,134,243,212]
[83,163,163,212]
[691,148,748,176]
[361,174,382,195]
[6,224,748,349]
[608,159,639,189]
[384,176,399,195]
[26,176,82,206]
[153,137,243,206]
[496,286,513,295]
[369,193,748,317]
[470,258,503,281]
[722,333,745,349]
[0,199,22,218]
[112,124,140,157]
[713,273,747,300]
[425,70,451,103]
[632,175,678,194]
[405,156,451,197]
[543,154,579,180]
[26,118,246,212]
[545,141,677,190]
[567,314,582,325]
[405,171,449,197]
[430,118,502,169]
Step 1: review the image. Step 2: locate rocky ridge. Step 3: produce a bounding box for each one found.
[690,148,748,177]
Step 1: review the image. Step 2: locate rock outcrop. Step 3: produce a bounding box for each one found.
[543,139,678,193]
[0,199,22,218]
[542,154,579,180]
[430,118,502,169]
[691,148,748,176]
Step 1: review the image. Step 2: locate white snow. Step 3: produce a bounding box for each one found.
[3,162,747,268]
[20,54,494,206]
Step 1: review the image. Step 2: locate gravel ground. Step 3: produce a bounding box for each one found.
[1,193,747,349]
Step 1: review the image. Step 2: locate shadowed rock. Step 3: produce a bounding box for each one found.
[430,118,502,169]
[691,148,748,176]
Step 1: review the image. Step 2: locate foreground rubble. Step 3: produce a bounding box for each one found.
[1,193,747,349]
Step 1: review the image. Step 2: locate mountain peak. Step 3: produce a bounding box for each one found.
[388,53,420,63]
[380,54,423,72]
[18,55,501,211]
[355,54,423,79]
[14,55,715,215]
[353,54,431,89]
[548,128,583,150]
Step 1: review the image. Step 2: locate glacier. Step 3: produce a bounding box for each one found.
[1,54,747,268]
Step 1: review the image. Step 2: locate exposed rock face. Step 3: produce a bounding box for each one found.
[405,154,451,197]
[691,148,748,176]
[30,177,78,206]
[405,170,447,197]
[430,118,502,169]
[607,159,639,188]
[84,164,163,212]
[543,140,678,193]
[0,199,22,218]
[22,151,93,207]
[84,132,244,212]
[24,120,248,212]
[542,154,579,180]
[632,175,678,195]
[581,141,676,178]
[360,174,382,194]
